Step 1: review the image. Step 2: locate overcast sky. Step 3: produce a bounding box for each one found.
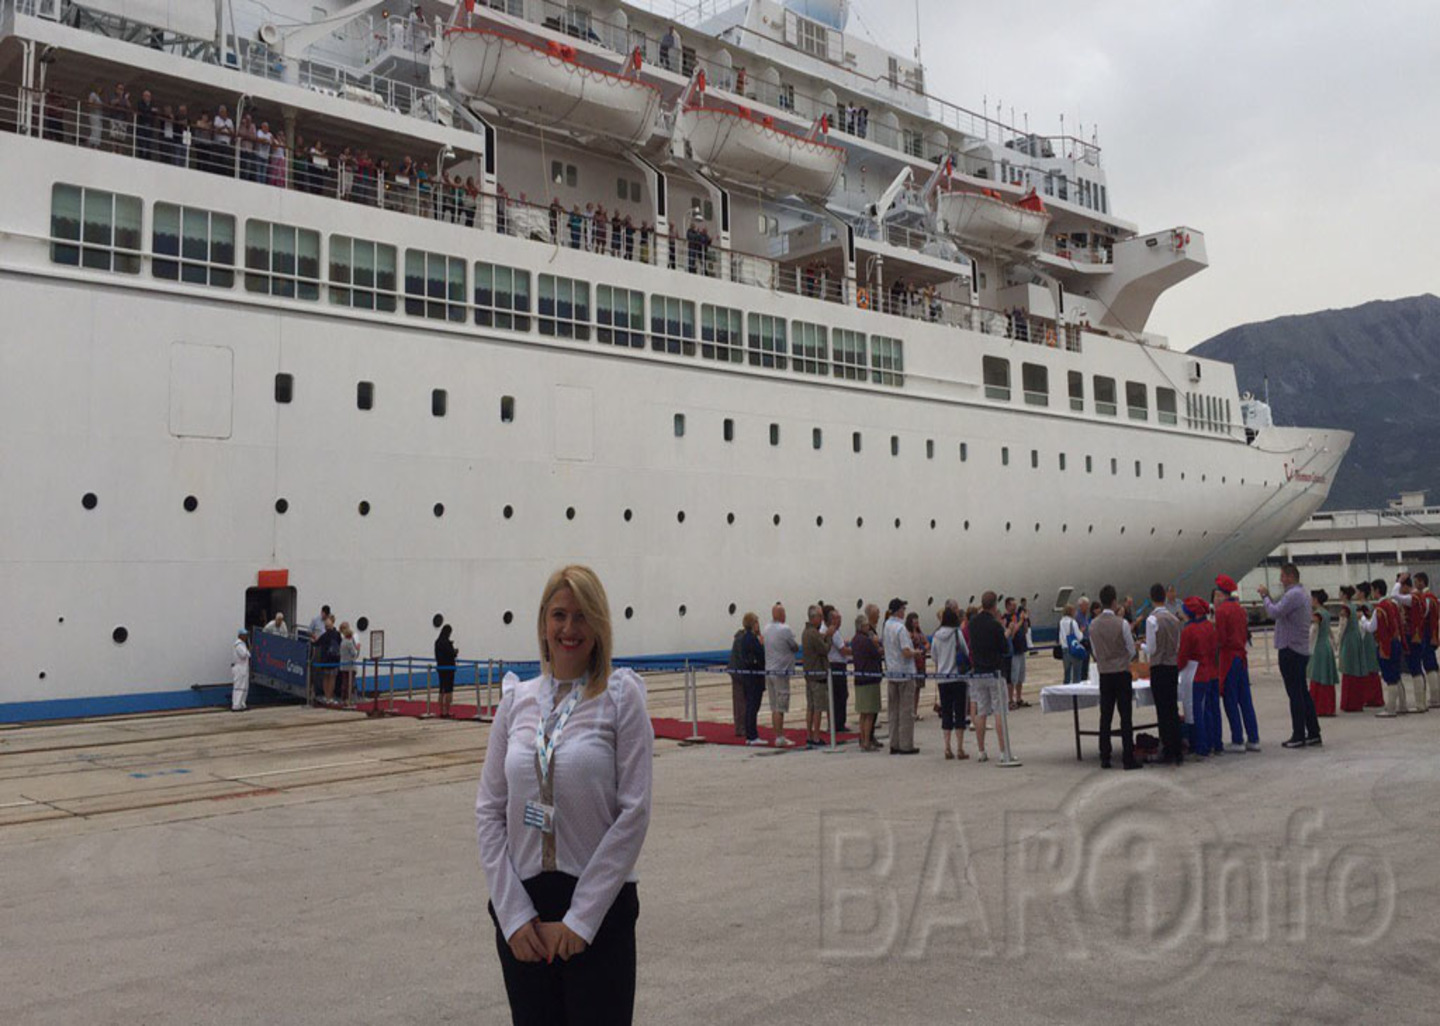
[847,0,1440,350]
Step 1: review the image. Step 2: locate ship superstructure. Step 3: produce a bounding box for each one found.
[0,0,1349,718]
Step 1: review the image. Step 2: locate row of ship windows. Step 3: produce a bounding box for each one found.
[72,489,1216,541]
[980,355,1231,434]
[48,185,905,386]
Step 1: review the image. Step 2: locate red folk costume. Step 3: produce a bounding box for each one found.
[1214,597,1248,691]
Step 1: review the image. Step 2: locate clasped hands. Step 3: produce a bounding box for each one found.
[509,918,588,963]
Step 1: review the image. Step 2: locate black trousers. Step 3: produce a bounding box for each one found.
[1149,664,1182,763]
[829,664,849,729]
[742,674,766,740]
[1098,670,1136,765]
[491,873,639,1026]
[1278,646,1321,742]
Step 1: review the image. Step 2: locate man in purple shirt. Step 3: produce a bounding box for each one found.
[1259,562,1321,748]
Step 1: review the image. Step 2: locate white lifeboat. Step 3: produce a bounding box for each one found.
[445,28,662,144]
[676,105,845,198]
[938,188,1050,250]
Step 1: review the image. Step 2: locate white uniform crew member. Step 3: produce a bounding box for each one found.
[230,630,250,712]
[477,565,654,1025]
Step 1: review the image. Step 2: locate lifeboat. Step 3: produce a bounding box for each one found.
[445,28,662,144]
[938,187,1051,250]
[675,105,845,198]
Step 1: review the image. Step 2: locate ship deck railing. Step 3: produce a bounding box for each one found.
[3,81,1121,355]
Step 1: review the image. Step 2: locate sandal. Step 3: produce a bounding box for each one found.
[956,750,970,760]
[944,750,954,760]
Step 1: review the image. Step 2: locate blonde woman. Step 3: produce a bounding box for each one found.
[477,565,654,1024]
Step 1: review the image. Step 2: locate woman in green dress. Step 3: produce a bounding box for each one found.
[1356,580,1385,707]
[1337,585,1369,712]
[1308,590,1339,716]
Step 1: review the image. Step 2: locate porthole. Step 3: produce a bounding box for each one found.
[624,508,633,522]
[1177,529,1184,536]
[1088,525,1094,534]
[38,671,46,680]
[274,372,293,404]
[964,520,970,530]
[927,597,934,607]
[82,492,98,510]
[183,495,198,513]
[565,506,576,521]
[929,519,937,530]
[356,616,369,632]
[57,617,64,624]
[678,604,687,617]
[726,512,735,525]
[112,626,129,645]
[1181,472,1187,480]
[503,611,514,625]
[728,602,737,616]
[1202,474,1208,482]
[894,518,901,529]
[624,606,634,620]
[1222,476,1227,484]
[1034,523,1040,532]
[274,498,289,514]
[1120,526,1127,534]
[503,504,514,519]
[433,613,444,629]
[1203,531,1209,537]
[1150,527,1156,535]
[677,510,686,523]
[815,515,824,527]
[358,500,371,516]
[773,513,781,526]
[1005,521,1012,532]
[856,599,863,610]
[1062,524,1068,533]
[433,502,445,518]
[856,516,864,528]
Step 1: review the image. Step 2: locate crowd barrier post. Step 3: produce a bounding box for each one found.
[406,657,415,702]
[994,674,1023,767]
[822,665,840,753]
[685,662,704,743]
[423,664,433,718]
[388,660,396,714]
[481,658,495,722]
[371,657,383,716]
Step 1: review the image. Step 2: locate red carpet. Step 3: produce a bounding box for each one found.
[650,717,861,746]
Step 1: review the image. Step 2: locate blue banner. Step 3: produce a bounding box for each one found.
[251,631,310,694]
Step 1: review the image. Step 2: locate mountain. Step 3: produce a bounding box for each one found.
[1191,294,1440,510]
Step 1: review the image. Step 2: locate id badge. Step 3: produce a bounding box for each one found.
[523,800,555,834]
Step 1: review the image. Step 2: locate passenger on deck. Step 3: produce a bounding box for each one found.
[262,612,287,636]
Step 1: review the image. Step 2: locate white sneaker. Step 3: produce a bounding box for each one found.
[773,736,793,747]
[745,738,766,746]
[1376,710,1397,718]
[977,750,989,762]
[1246,742,1262,752]
[1227,743,1247,753]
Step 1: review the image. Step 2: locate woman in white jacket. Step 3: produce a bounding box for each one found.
[477,565,654,1024]
[932,606,971,760]
[1058,604,1084,683]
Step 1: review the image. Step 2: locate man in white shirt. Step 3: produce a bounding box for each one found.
[762,604,800,747]
[212,104,235,172]
[231,630,250,712]
[309,604,330,639]
[883,598,918,754]
[826,606,852,732]
[262,612,287,636]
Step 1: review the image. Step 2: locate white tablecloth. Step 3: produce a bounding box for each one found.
[1039,680,1154,714]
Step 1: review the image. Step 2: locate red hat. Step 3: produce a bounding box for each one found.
[1184,596,1211,620]
[1215,574,1237,594]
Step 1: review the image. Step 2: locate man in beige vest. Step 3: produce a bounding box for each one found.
[1089,584,1141,769]
[1143,582,1184,765]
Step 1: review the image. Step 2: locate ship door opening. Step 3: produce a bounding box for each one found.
[245,586,297,633]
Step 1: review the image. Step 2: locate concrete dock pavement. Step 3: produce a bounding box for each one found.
[2,655,1439,1025]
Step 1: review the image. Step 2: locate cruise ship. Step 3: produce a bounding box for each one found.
[0,0,1350,720]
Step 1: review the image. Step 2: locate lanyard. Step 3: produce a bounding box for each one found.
[535,679,583,789]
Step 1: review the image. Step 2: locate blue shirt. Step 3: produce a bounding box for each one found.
[1264,583,1311,655]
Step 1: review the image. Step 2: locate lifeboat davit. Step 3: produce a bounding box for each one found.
[938,187,1051,249]
[676,105,845,198]
[445,28,662,144]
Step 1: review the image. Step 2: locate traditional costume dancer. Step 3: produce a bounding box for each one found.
[1337,586,1371,712]
[1178,597,1222,757]
[1414,572,1440,709]
[1392,576,1428,714]
[1355,581,1385,707]
[1364,579,1407,717]
[1214,574,1260,751]
[1307,591,1339,716]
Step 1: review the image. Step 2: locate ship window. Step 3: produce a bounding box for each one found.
[926,439,935,460]
[1059,453,1067,471]
[550,161,577,187]
[796,16,829,59]
[331,235,397,313]
[1110,457,1118,475]
[650,294,696,355]
[1126,381,1149,421]
[769,422,780,446]
[813,427,823,450]
[50,184,142,273]
[1022,362,1049,406]
[959,442,968,462]
[538,274,591,340]
[432,389,448,417]
[501,395,515,422]
[1157,387,1178,425]
[597,285,645,347]
[723,418,734,442]
[356,381,374,410]
[1093,375,1117,416]
[747,314,788,370]
[1031,449,1039,468]
[1068,370,1084,412]
[274,373,293,404]
[791,321,828,376]
[473,262,531,331]
[983,356,1011,401]
[891,435,900,457]
[853,431,863,453]
[700,304,744,362]
[1159,463,1165,480]
[1002,446,1010,466]
[153,203,235,288]
[870,336,904,387]
[404,249,465,322]
[902,128,924,158]
[1134,459,1142,477]
[246,220,320,300]
[674,413,686,437]
[1086,455,1093,473]
[832,329,867,380]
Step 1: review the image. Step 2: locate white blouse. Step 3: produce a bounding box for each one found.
[476,669,654,945]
